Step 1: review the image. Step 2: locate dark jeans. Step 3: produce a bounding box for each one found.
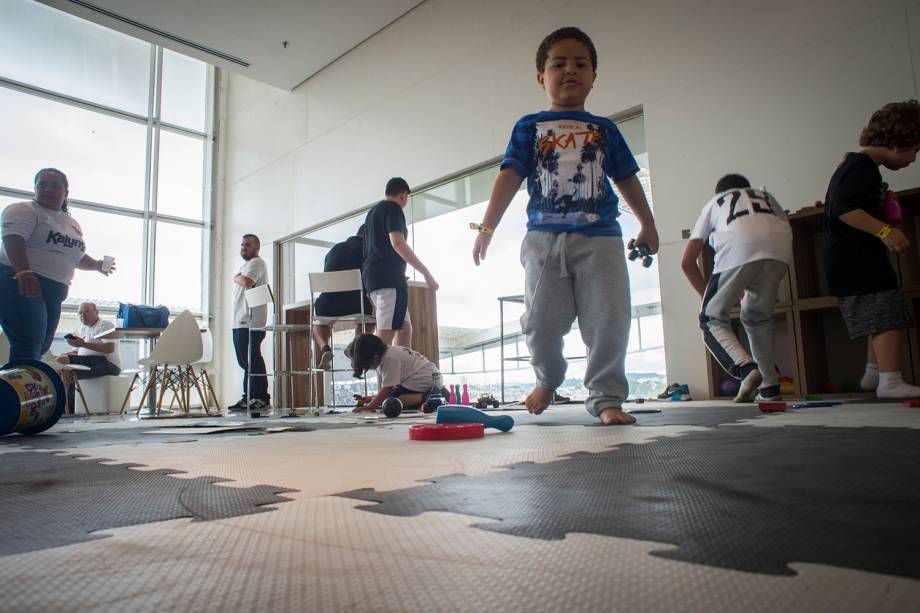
[232,328,269,402]
[0,264,69,362]
[65,355,121,411]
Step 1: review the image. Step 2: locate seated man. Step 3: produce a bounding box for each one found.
[56,302,121,411]
[313,225,375,369]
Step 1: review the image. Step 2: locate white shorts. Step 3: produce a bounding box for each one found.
[369,287,410,330]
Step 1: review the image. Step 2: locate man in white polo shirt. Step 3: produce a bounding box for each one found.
[229,233,270,411]
[56,301,121,410]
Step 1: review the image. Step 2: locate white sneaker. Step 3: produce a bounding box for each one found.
[734,368,762,403]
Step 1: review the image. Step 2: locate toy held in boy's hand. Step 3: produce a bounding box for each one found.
[627,239,653,268]
[882,188,902,225]
[436,405,514,432]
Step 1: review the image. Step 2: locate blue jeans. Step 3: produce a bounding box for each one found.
[232,328,269,402]
[0,264,69,363]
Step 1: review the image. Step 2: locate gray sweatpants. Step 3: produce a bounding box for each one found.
[699,259,787,388]
[520,232,630,416]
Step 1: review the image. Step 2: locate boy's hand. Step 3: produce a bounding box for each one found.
[423,272,439,291]
[473,232,492,265]
[883,228,911,253]
[636,225,660,254]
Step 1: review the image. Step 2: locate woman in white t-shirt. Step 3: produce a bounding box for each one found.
[0,169,114,362]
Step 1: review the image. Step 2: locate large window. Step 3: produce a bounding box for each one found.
[0,0,214,318]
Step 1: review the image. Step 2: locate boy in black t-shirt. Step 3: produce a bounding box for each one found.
[312,225,375,370]
[362,177,438,348]
[823,100,920,399]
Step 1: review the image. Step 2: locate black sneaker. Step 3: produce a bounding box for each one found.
[755,385,782,402]
[317,346,334,371]
[228,398,249,411]
[250,398,271,410]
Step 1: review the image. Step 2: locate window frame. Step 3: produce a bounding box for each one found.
[0,39,216,318]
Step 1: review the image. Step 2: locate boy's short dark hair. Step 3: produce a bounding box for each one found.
[715,174,751,193]
[351,333,388,378]
[242,233,260,246]
[859,100,920,149]
[385,177,411,197]
[536,27,597,73]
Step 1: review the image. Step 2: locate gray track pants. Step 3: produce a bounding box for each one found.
[521,232,631,416]
[699,259,787,388]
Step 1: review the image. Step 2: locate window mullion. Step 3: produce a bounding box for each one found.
[146,46,164,305]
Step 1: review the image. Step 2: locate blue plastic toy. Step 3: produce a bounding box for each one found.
[791,401,842,409]
[436,405,514,432]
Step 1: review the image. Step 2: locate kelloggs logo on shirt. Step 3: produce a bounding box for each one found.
[46,231,86,252]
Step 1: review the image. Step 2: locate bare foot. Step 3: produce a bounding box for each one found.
[524,386,554,414]
[598,407,636,425]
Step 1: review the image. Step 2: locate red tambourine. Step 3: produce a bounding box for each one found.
[409,423,484,441]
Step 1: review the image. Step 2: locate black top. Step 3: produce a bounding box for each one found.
[324,235,364,272]
[823,152,897,296]
[362,199,408,293]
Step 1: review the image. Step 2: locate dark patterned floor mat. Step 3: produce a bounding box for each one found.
[338,424,920,578]
[0,451,296,556]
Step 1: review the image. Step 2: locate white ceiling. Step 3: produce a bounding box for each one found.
[38,0,425,90]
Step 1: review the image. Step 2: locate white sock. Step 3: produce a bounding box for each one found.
[860,363,879,391]
[876,371,920,399]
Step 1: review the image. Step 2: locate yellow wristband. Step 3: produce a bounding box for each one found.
[13,269,34,279]
[469,222,494,235]
[876,225,893,240]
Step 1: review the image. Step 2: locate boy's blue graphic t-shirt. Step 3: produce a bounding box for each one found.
[501,110,639,236]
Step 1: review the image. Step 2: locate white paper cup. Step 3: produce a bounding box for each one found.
[101,256,114,273]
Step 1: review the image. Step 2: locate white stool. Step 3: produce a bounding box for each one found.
[76,375,136,415]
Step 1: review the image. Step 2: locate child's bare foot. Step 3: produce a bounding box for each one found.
[524,386,554,414]
[598,407,636,425]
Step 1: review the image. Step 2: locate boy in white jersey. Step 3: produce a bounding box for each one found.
[682,174,792,402]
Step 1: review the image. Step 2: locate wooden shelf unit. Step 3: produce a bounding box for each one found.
[703,187,920,398]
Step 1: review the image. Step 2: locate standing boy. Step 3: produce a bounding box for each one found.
[823,100,920,399]
[681,175,792,402]
[472,27,659,425]
[362,177,438,348]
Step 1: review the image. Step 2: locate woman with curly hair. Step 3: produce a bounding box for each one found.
[823,100,920,399]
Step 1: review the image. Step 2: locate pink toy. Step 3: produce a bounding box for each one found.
[461,383,470,405]
[882,189,902,224]
[448,385,457,404]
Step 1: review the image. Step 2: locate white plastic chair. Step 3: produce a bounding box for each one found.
[308,269,374,408]
[244,284,310,413]
[189,329,220,413]
[132,311,208,416]
[42,350,91,415]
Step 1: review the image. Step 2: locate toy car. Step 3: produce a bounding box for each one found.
[627,238,653,268]
[473,393,500,409]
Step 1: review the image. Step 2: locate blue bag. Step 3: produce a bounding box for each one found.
[117,303,170,329]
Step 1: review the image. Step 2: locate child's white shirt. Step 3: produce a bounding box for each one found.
[690,188,792,274]
[377,346,439,392]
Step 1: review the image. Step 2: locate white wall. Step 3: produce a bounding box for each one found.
[216,0,920,403]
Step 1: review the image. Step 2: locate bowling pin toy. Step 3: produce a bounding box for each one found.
[461,383,470,405]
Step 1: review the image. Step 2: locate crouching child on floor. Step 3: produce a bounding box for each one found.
[350,333,447,411]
